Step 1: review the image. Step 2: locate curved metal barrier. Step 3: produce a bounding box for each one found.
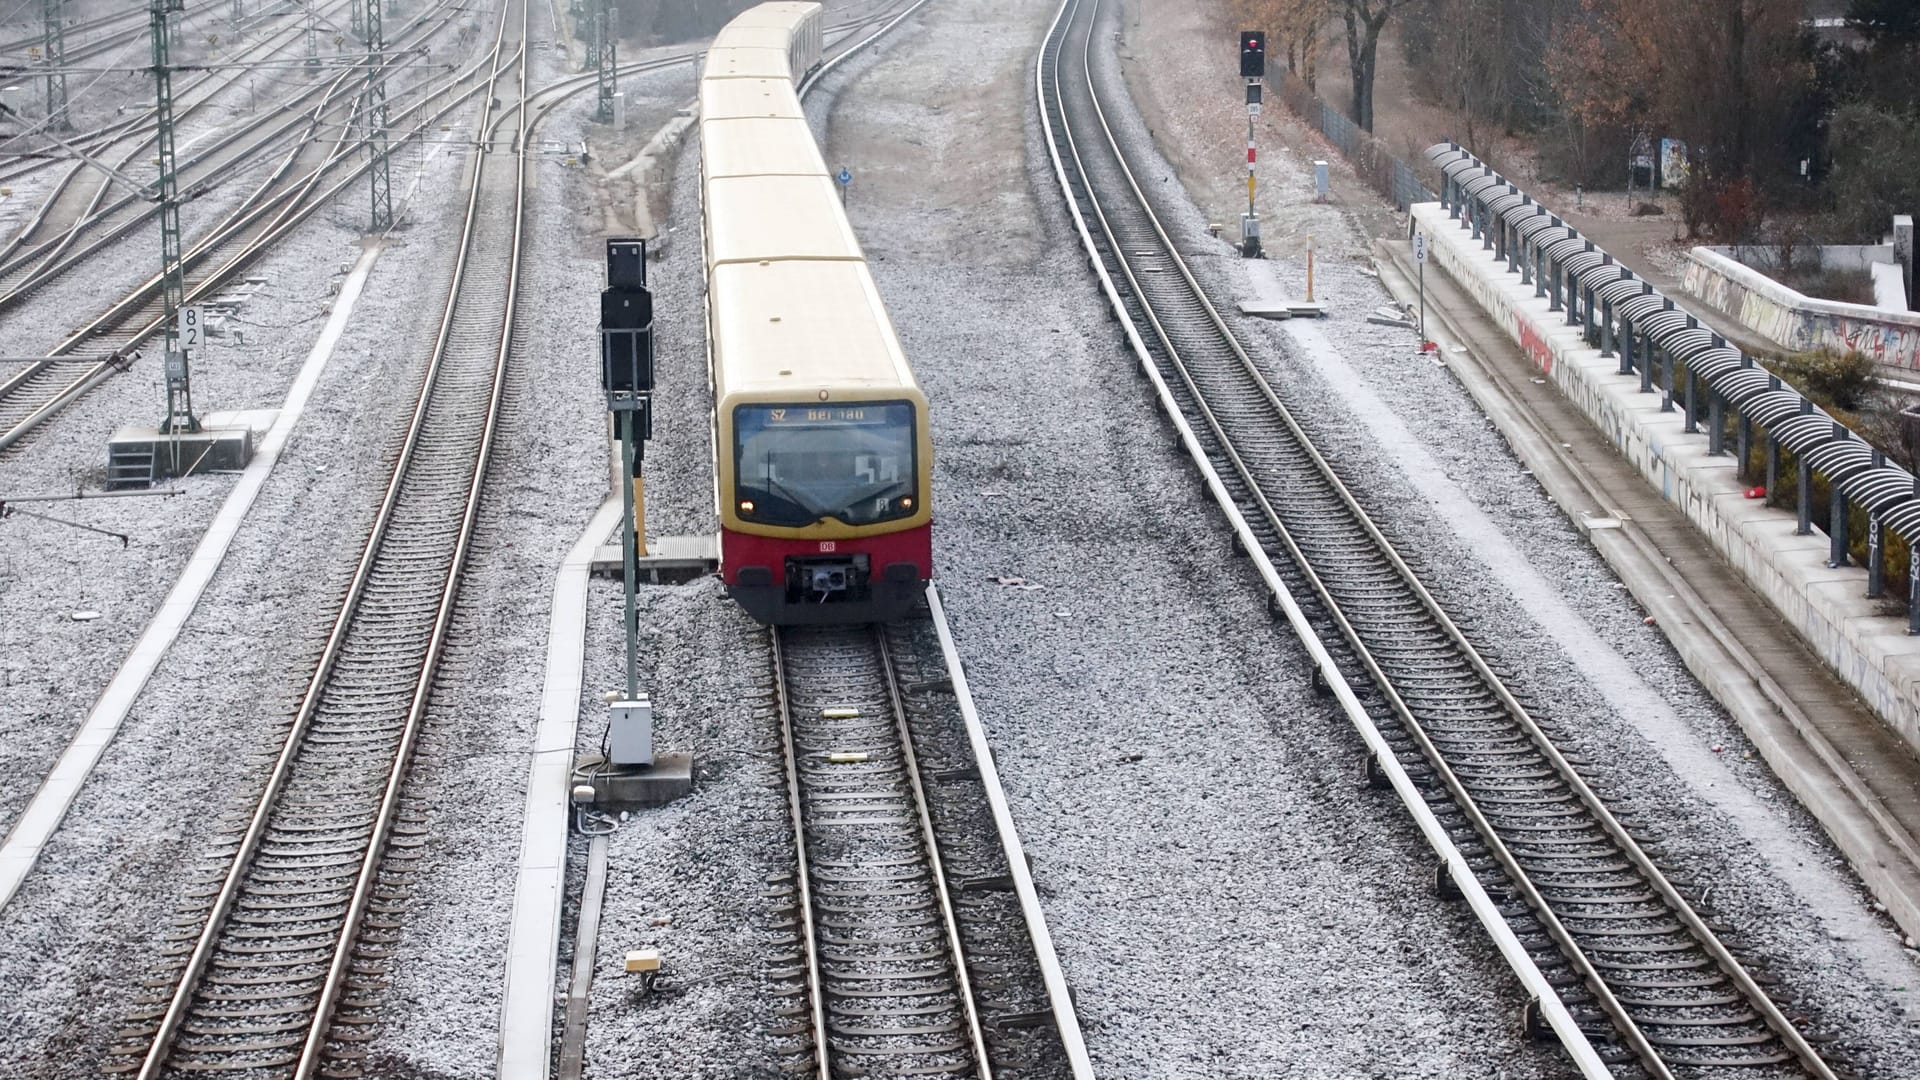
[1427,142,1920,622]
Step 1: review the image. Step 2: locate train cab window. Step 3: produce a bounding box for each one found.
[734,401,917,527]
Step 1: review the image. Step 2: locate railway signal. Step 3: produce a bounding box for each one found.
[1238,30,1264,257]
[1239,30,1265,80]
[601,237,654,734]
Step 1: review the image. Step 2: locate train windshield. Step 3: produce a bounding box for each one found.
[734,401,918,527]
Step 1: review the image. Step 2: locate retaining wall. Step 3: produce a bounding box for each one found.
[1683,246,1920,367]
[1414,201,1920,754]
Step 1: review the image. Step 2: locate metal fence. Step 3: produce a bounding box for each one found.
[1278,74,1436,211]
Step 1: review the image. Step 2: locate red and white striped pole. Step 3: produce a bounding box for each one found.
[1239,30,1265,257]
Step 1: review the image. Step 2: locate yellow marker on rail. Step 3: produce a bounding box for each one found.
[820,707,859,719]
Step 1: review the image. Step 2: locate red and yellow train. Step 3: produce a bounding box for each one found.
[699,2,933,625]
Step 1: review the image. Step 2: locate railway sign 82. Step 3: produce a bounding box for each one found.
[178,305,204,352]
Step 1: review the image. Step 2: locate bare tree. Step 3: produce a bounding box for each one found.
[1339,0,1422,132]
[1617,0,1808,180]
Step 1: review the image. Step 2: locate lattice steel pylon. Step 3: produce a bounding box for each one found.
[41,0,68,129]
[151,0,197,434]
[592,0,616,123]
[231,0,243,23]
[350,0,363,39]
[363,0,390,231]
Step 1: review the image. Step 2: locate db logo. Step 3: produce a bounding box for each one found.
[818,541,837,552]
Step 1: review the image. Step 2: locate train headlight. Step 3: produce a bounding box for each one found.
[899,496,914,510]
[739,499,755,515]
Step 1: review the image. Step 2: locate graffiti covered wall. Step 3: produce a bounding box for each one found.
[1683,247,1920,369]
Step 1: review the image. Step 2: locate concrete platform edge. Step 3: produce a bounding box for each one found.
[1375,238,1920,946]
[0,242,386,913]
[1408,201,1920,748]
[497,496,619,1080]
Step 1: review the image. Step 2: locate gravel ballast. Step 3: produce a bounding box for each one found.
[1109,0,1920,1070]
[796,0,1566,1074]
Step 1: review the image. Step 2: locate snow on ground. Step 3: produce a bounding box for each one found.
[1114,0,1920,1070]
[0,27,494,1080]
[796,0,1564,1075]
[0,5,475,839]
[355,24,714,1072]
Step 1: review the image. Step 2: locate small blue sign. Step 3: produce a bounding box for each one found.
[836,168,852,186]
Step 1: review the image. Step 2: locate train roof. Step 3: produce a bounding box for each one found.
[720,1,821,29]
[703,45,791,80]
[700,77,805,121]
[701,116,825,179]
[711,260,918,399]
[710,24,795,52]
[706,176,862,267]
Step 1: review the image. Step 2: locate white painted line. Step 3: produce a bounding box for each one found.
[924,584,1095,1077]
[0,242,387,913]
[1033,3,1609,1074]
[496,496,619,1080]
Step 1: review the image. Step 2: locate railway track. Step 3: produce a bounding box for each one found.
[0,0,415,304]
[768,616,1087,1080]
[101,0,531,1074]
[0,2,500,456]
[0,1,341,195]
[1041,0,1844,1077]
[0,0,866,459]
[771,625,994,1078]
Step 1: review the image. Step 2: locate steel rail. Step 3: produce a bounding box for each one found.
[1044,0,1835,1068]
[124,0,529,1074]
[0,6,526,455]
[0,0,438,306]
[0,23,764,457]
[771,625,992,1079]
[769,625,832,1080]
[0,33,367,307]
[878,627,994,1079]
[1046,0,1840,1076]
[1043,5,1656,1070]
[797,0,936,95]
[288,5,531,1073]
[922,584,1095,1079]
[0,7,143,54]
[0,0,359,193]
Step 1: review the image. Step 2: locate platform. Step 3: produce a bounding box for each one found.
[1240,259,1328,319]
[590,532,718,584]
[1374,233,1920,948]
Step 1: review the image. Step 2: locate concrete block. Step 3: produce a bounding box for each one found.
[108,423,255,483]
[592,752,693,809]
[591,533,718,584]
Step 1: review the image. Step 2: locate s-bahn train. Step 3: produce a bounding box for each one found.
[700,2,933,626]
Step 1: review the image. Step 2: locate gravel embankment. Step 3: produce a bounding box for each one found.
[791,0,1567,1074]
[357,29,711,1072]
[0,5,474,835]
[0,95,480,1080]
[1111,0,1920,1071]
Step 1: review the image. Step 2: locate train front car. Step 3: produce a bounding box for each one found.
[700,2,933,625]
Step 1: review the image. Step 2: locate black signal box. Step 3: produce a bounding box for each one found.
[1240,31,1266,80]
[607,238,647,288]
[602,238,654,397]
